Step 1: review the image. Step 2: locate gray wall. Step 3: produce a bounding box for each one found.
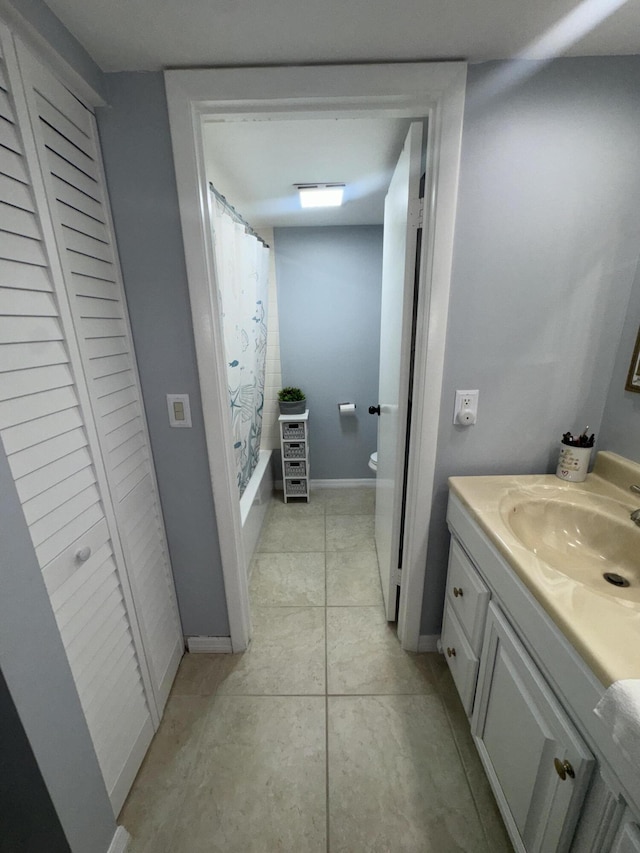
[274,226,383,480]
[96,73,229,637]
[599,263,640,462]
[0,447,116,853]
[421,56,640,634]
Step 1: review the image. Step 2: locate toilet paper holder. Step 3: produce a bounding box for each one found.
[338,402,357,415]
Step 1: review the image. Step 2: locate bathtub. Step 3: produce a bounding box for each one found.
[240,449,273,574]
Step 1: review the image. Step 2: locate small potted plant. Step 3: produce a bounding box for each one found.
[278,386,306,415]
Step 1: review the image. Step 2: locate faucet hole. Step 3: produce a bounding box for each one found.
[603,572,630,588]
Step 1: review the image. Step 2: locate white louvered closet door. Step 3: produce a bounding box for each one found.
[0,26,154,812]
[17,46,183,710]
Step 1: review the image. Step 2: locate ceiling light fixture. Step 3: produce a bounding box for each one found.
[296,184,345,209]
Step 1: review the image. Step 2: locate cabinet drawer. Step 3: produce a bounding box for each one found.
[447,538,489,654]
[441,604,479,716]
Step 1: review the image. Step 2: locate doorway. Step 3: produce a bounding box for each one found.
[165,63,467,652]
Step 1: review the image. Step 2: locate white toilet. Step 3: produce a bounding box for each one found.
[368,451,378,472]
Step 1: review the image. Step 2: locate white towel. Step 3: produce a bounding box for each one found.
[594,679,640,767]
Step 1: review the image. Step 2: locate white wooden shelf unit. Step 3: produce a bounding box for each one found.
[279,410,309,502]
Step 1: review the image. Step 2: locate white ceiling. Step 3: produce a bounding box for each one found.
[203,117,413,228]
[41,0,640,72]
[40,0,640,229]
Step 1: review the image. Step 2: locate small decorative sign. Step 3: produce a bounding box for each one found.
[625,326,640,394]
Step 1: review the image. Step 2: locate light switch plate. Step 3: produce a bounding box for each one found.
[167,393,192,428]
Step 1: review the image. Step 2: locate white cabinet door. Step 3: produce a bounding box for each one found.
[472,603,594,853]
[612,821,640,853]
[0,26,154,812]
[16,44,183,710]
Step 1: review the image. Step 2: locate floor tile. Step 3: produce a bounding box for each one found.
[120,696,210,853]
[258,514,325,552]
[319,487,376,515]
[218,606,325,695]
[268,494,325,518]
[170,653,238,697]
[174,696,326,853]
[326,551,382,606]
[328,695,490,853]
[250,551,325,605]
[120,786,182,853]
[429,657,513,852]
[326,514,375,551]
[327,606,435,694]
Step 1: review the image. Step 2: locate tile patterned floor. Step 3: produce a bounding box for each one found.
[120,487,513,853]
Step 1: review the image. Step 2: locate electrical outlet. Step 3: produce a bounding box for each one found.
[454,390,479,426]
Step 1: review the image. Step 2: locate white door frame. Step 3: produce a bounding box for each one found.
[165,63,466,652]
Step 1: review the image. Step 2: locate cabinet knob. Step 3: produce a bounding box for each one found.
[553,757,575,780]
[75,546,92,563]
[453,587,463,598]
[446,646,456,658]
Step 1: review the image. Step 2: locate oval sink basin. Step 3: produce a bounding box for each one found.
[499,490,640,602]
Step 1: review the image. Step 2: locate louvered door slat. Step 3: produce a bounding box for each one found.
[16,446,93,504]
[52,176,105,223]
[1,232,47,266]
[0,172,34,211]
[73,275,118,301]
[0,114,20,152]
[0,286,55,313]
[0,361,73,402]
[23,465,95,525]
[57,202,110,243]
[0,199,39,237]
[48,539,110,611]
[0,89,12,122]
[40,121,99,183]
[0,257,52,290]
[34,92,93,158]
[64,227,112,263]
[2,405,82,454]
[0,338,68,372]
[0,37,154,812]
[0,315,61,343]
[0,385,77,430]
[93,369,133,398]
[1,145,27,183]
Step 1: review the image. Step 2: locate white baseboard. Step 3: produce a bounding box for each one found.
[187,636,233,653]
[311,478,376,489]
[275,478,376,490]
[108,826,130,853]
[418,634,440,653]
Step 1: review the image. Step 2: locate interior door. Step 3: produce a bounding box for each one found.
[374,122,423,621]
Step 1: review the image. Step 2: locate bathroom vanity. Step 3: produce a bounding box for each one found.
[443,452,640,853]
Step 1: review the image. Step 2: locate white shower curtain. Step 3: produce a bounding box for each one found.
[210,194,270,496]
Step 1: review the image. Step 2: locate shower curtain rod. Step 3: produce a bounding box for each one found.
[208,183,269,248]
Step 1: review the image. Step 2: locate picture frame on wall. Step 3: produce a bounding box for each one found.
[625,326,640,393]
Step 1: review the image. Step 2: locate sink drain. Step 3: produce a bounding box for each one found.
[603,572,630,588]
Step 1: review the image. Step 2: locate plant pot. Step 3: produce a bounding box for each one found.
[279,399,306,415]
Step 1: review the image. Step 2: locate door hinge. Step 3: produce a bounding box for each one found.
[394,567,402,586]
[417,198,424,228]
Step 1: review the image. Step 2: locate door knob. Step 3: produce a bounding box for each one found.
[368,405,381,416]
[553,758,575,780]
[75,546,92,563]
[446,647,456,658]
